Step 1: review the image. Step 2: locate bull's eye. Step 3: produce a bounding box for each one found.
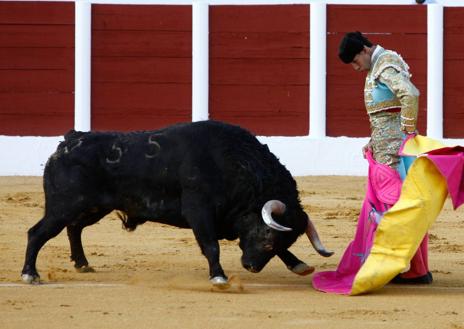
[263,244,273,251]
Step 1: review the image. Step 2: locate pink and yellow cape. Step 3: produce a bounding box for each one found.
[312,135,464,295]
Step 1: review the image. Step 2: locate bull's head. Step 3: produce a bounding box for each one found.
[238,200,333,273]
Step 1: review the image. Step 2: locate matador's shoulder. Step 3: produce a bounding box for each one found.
[372,50,410,80]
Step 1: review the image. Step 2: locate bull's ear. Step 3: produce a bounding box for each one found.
[261,200,292,232]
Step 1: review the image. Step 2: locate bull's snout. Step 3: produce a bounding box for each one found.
[241,256,267,273]
[243,262,260,273]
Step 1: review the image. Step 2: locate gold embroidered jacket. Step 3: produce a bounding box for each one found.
[364,46,420,134]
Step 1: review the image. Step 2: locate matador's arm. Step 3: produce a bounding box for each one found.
[379,67,420,134]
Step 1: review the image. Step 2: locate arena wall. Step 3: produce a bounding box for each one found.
[0,0,463,176]
[0,1,74,136]
[444,7,464,138]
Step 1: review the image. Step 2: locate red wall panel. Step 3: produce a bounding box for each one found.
[209,5,309,136]
[0,1,74,136]
[2,3,461,139]
[444,7,464,138]
[326,5,427,137]
[91,5,192,132]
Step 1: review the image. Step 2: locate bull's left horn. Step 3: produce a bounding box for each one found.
[261,200,292,232]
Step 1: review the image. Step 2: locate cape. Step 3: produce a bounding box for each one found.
[312,135,464,295]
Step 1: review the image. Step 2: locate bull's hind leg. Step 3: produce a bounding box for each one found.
[67,210,110,272]
[21,214,69,284]
[67,225,93,272]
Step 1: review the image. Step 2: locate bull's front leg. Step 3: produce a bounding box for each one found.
[181,193,228,287]
[196,235,228,286]
[277,250,315,276]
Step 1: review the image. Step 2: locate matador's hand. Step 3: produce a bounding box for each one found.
[362,143,371,159]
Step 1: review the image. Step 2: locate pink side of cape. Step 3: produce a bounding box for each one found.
[312,152,401,294]
[425,147,464,209]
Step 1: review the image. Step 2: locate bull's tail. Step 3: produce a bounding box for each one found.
[64,129,87,142]
[53,129,88,155]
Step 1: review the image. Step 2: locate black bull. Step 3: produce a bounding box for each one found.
[21,120,332,286]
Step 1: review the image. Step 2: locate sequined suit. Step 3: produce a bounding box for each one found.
[364,46,420,169]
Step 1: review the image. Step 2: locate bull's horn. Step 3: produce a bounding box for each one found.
[306,216,333,257]
[261,200,292,232]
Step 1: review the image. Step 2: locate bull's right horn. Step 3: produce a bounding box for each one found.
[261,200,292,232]
[306,216,333,257]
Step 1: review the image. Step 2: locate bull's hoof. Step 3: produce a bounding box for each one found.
[75,265,95,273]
[289,263,315,276]
[21,273,41,284]
[210,276,230,289]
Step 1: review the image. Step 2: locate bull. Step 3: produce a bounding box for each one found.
[21,120,332,286]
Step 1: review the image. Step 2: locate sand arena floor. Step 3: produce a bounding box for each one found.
[1,176,464,329]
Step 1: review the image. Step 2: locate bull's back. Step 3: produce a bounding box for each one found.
[44,120,288,204]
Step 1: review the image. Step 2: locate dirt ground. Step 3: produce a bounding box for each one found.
[1,175,464,329]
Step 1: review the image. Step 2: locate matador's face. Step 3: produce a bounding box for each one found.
[351,47,371,72]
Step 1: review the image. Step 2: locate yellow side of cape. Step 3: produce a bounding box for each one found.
[401,134,446,156]
[350,136,448,295]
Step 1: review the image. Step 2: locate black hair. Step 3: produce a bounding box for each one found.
[338,31,373,64]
